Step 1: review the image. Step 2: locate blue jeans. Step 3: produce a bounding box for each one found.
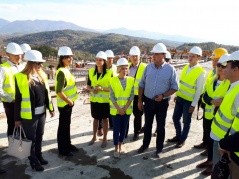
[172,97,193,142]
[212,140,220,168]
[142,97,169,151]
[112,114,130,146]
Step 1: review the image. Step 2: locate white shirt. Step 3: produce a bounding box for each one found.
[186,63,206,107]
[0,60,24,102]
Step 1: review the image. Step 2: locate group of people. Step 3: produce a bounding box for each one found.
[0,41,239,178]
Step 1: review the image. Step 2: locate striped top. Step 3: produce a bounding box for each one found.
[139,62,178,99]
[110,78,134,103]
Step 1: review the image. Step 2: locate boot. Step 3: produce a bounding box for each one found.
[36,154,48,165]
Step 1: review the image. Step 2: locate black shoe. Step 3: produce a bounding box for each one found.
[59,150,74,157]
[168,136,179,142]
[155,150,162,158]
[137,146,148,154]
[175,141,185,148]
[194,142,207,149]
[0,168,6,174]
[30,162,44,172]
[133,134,139,141]
[36,154,48,165]
[69,145,79,152]
[139,127,145,134]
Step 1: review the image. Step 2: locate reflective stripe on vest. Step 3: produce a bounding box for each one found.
[0,62,15,102]
[176,64,205,101]
[210,84,239,141]
[204,77,230,120]
[129,62,147,95]
[55,68,78,107]
[89,68,112,103]
[110,76,134,115]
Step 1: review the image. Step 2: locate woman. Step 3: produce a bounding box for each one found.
[55,46,79,156]
[110,58,134,158]
[14,50,54,171]
[196,54,231,176]
[87,51,112,148]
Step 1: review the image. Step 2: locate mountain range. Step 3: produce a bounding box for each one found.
[0,18,204,45]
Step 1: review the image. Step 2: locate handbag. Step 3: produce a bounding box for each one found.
[211,153,230,179]
[8,126,32,160]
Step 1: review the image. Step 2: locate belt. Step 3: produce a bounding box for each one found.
[35,105,46,115]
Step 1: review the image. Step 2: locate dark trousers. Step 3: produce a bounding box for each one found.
[202,111,208,145]
[133,95,143,134]
[142,97,169,151]
[204,118,213,161]
[57,105,73,153]
[172,97,193,142]
[21,113,46,164]
[3,102,15,136]
[112,114,130,145]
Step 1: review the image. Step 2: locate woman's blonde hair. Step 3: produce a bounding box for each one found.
[21,61,45,85]
[117,65,129,74]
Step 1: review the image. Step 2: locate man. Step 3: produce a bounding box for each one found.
[126,46,147,140]
[20,43,31,67]
[0,42,24,136]
[168,46,206,148]
[194,48,228,154]
[210,50,239,170]
[137,43,178,157]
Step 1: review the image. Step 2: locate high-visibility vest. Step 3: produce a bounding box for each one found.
[176,64,205,101]
[203,77,230,120]
[89,68,112,103]
[129,62,147,95]
[15,72,54,120]
[110,76,134,115]
[0,62,15,102]
[55,67,78,107]
[109,64,118,77]
[228,108,239,157]
[210,84,239,141]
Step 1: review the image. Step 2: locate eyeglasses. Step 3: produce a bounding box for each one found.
[36,62,43,66]
[217,63,226,68]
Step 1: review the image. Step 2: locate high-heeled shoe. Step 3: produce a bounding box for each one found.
[30,162,44,172]
[36,154,48,165]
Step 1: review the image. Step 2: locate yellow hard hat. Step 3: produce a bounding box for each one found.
[210,48,228,59]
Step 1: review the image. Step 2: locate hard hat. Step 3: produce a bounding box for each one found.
[218,54,230,64]
[20,43,31,53]
[210,48,228,59]
[24,50,45,62]
[116,58,128,66]
[150,43,167,53]
[6,42,23,55]
[96,51,107,60]
[129,46,140,56]
[227,50,239,62]
[189,46,202,56]
[166,51,171,59]
[105,50,115,58]
[58,46,73,56]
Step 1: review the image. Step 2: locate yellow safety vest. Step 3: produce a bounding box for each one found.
[15,72,54,120]
[229,109,239,157]
[176,64,205,101]
[89,68,112,103]
[55,67,78,107]
[203,77,230,120]
[110,76,134,115]
[129,62,147,95]
[211,84,239,141]
[0,62,15,102]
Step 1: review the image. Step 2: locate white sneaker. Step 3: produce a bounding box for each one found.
[114,151,120,158]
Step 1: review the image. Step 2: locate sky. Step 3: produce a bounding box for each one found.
[0,0,238,46]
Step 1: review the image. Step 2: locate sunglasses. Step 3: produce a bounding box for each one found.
[35,62,43,66]
[217,63,226,68]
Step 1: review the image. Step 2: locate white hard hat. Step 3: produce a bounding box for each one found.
[150,43,167,53]
[96,51,107,60]
[116,58,128,66]
[227,50,239,62]
[189,46,202,56]
[105,50,115,58]
[218,54,230,64]
[58,46,73,56]
[166,51,171,59]
[24,50,45,62]
[20,43,31,53]
[6,42,23,55]
[129,46,140,56]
